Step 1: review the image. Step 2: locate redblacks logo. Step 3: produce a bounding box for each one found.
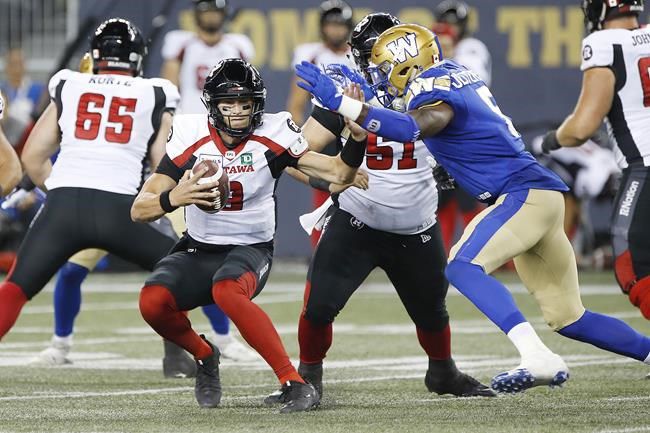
[224,165,255,174]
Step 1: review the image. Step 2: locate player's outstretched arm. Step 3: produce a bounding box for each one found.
[543,67,615,153]
[21,102,60,190]
[295,61,454,143]
[131,168,218,223]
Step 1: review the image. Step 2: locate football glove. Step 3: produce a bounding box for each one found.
[427,156,456,190]
[295,61,342,111]
[541,130,561,154]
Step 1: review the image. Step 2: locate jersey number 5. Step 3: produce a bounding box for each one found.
[75,92,137,144]
[476,86,520,138]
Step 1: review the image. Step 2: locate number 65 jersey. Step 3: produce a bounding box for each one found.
[45,69,179,194]
[581,27,650,167]
[157,112,308,245]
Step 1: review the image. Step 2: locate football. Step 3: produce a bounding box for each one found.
[192,159,230,214]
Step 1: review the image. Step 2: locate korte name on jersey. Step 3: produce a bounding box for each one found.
[632,31,650,47]
[87,76,132,86]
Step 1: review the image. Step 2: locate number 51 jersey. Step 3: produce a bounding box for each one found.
[45,69,179,194]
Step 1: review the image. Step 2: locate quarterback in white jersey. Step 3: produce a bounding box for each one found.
[543,0,650,320]
[0,93,22,196]
[161,0,254,114]
[131,59,367,412]
[276,13,494,402]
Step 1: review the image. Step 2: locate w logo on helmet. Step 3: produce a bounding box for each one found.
[386,33,419,63]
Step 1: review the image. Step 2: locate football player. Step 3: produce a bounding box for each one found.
[132,58,368,411]
[296,23,650,393]
[266,12,493,403]
[161,0,254,114]
[160,0,258,358]
[0,93,22,197]
[287,0,357,246]
[542,0,650,320]
[0,19,194,370]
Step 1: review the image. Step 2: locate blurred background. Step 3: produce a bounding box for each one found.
[0,0,631,266]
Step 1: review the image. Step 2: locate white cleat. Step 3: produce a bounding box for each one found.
[213,334,259,362]
[28,338,72,366]
[491,352,569,394]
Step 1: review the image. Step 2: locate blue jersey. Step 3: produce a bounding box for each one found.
[405,60,567,203]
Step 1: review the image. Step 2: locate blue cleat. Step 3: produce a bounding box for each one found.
[490,354,569,394]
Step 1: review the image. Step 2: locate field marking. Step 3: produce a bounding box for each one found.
[595,428,650,433]
[603,396,650,402]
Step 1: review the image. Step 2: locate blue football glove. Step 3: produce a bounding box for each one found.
[295,61,342,111]
[336,64,374,102]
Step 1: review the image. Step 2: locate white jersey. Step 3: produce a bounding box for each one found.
[582,27,650,167]
[338,134,438,235]
[454,37,492,86]
[46,69,179,194]
[162,30,254,114]
[162,112,308,245]
[291,42,355,72]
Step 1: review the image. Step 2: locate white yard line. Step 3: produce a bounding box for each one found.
[594,428,650,433]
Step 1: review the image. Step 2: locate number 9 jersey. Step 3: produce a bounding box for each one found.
[405,60,567,203]
[581,27,650,168]
[45,69,179,194]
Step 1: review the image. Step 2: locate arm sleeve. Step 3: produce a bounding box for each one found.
[580,32,613,71]
[155,154,185,181]
[310,105,346,137]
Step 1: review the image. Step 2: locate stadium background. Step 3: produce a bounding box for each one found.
[0,0,632,257]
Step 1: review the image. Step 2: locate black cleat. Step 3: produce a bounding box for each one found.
[263,386,290,406]
[279,381,320,414]
[162,339,197,378]
[298,362,323,398]
[425,358,496,397]
[194,335,222,408]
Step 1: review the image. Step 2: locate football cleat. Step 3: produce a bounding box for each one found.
[425,358,496,397]
[491,353,569,394]
[298,362,323,398]
[28,337,72,366]
[264,362,323,405]
[278,381,320,414]
[214,333,259,362]
[194,335,222,408]
[162,339,197,378]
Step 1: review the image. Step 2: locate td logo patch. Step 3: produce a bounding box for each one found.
[582,45,593,61]
[240,152,253,165]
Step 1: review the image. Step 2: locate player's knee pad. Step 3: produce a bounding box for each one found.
[139,284,177,325]
[303,303,338,326]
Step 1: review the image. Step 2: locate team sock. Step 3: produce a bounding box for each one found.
[507,322,555,359]
[445,260,527,333]
[558,310,650,363]
[0,281,28,339]
[53,262,89,337]
[212,273,303,384]
[139,284,212,359]
[298,315,333,365]
[201,304,230,336]
[416,324,451,360]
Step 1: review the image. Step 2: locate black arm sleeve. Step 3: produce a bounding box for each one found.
[311,105,346,137]
[267,150,300,179]
[155,154,185,182]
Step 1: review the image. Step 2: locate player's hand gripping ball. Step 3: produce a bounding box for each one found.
[192,160,230,213]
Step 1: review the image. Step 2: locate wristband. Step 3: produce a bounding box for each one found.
[309,176,332,192]
[159,189,178,213]
[337,95,364,121]
[541,130,562,154]
[340,135,367,168]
